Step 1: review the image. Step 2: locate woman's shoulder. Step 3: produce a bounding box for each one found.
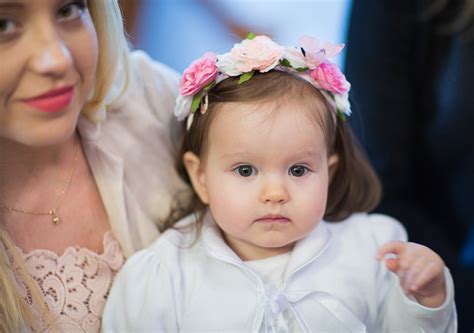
[105,50,180,124]
[115,50,184,147]
[128,50,180,94]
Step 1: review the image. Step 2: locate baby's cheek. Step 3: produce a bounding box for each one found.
[293,196,327,230]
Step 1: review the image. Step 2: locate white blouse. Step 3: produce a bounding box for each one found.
[103,212,457,332]
[77,50,191,257]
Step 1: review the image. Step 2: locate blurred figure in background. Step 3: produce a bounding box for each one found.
[345,0,474,330]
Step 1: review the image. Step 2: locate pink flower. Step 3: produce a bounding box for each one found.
[284,47,324,70]
[180,52,218,96]
[299,36,344,59]
[218,35,284,76]
[309,61,351,94]
[284,36,345,70]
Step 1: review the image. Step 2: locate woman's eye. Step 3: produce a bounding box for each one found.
[0,18,20,37]
[234,165,256,177]
[57,1,86,22]
[289,165,309,177]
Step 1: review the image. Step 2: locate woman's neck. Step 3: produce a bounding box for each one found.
[0,133,81,204]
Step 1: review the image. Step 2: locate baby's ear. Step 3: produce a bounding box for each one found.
[183,151,209,204]
[328,154,339,182]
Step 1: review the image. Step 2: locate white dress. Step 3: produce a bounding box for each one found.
[103,212,457,332]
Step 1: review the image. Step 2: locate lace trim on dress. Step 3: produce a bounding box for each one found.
[12,231,125,332]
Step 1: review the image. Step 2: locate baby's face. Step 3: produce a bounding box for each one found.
[199,101,337,261]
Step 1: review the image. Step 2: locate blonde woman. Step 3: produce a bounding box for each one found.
[0,0,190,331]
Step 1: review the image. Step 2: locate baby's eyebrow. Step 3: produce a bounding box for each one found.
[218,150,324,163]
[219,151,257,159]
[0,5,24,14]
[0,1,24,9]
[287,149,324,159]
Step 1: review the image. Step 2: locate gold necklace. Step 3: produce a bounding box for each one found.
[0,144,80,225]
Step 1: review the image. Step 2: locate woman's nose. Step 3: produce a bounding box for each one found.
[29,23,72,77]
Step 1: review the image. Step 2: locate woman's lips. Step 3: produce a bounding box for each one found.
[23,86,74,113]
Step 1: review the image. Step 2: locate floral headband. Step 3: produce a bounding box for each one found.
[174,33,351,129]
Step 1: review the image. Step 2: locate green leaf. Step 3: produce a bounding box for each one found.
[280,59,308,72]
[296,67,309,72]
[280,58,292,67]
[203,81,216,92]
[191,93,204,113]
[246,32,256,40]
[238,71,254,84]
[337,110,346,121]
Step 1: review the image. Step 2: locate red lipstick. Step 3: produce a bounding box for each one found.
[23,86,74,113]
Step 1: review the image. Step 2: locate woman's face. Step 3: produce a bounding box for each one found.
[0,0,98,147]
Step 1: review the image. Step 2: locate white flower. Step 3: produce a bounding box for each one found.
[217,35,284,76]
[283,47,309,69]
[334,92,351,116]
[174,94,193,121]
[217,52,243,76]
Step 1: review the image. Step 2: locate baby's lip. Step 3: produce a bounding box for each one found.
[254,214,291,223]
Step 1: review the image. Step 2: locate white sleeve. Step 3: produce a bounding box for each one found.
[369,214,457,332]
[102,247,179,332]
[128,50,183,153]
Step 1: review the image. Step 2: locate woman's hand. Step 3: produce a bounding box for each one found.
[376,241,446,308]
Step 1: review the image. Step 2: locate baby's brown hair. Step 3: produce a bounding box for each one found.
[165,70,381,231]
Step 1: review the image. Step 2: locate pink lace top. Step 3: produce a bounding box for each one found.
[13,231,125,332]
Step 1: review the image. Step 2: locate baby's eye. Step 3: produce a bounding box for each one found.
[289,165,309,177]
[0,18,20,38]
[233,165,256,177]
[57,1,86,22]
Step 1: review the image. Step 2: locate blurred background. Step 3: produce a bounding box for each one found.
[119,0,352,71]
[119,0,473,330]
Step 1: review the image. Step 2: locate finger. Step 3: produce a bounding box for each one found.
[403,255,427,293]
[377,241,406,260]
[389,251,416,290]
[384,257,400,273]
[411,260,444,293]
[396,259,413,292]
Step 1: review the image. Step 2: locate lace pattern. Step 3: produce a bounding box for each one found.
[13,231,125,332]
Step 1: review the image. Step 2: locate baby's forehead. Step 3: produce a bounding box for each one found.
[210,101,326,140]
[215,97,329,129]
[206,109,328,165]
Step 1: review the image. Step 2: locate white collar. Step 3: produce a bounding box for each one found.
[200,210,332,279]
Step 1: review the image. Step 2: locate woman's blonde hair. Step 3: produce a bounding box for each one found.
[0,1,129,331]
[0,225,51,332]
[83,0,130,119]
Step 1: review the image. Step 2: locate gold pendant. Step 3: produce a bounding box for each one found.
[50,210,60,225]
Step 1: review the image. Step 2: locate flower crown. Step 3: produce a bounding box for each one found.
[174,33,351,128]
